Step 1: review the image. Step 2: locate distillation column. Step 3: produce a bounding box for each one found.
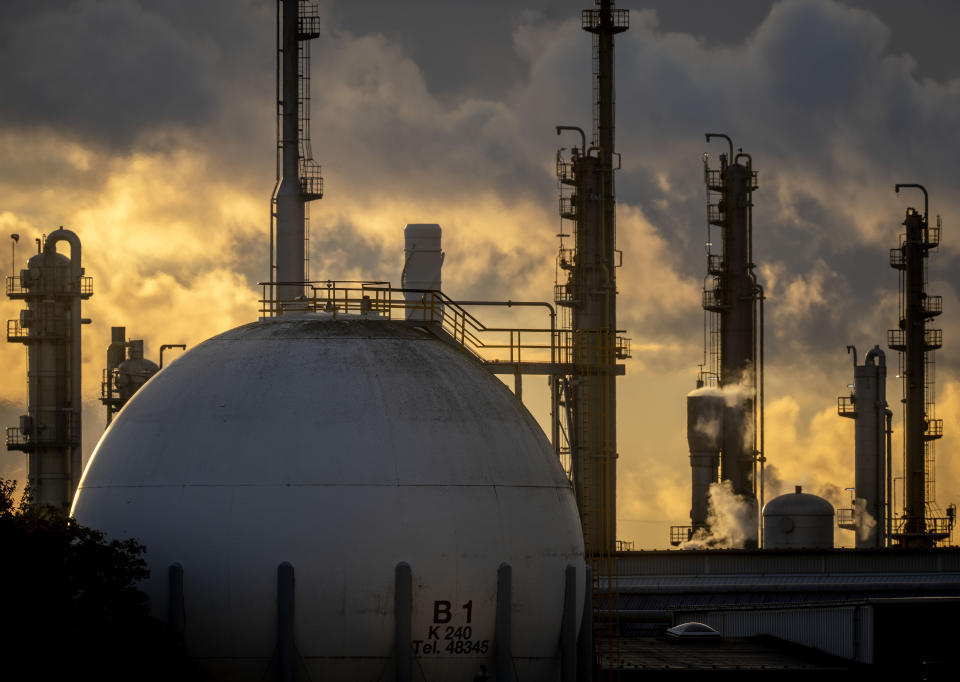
[556,0,629,556]
[699,136,761,547]
[273,0,322,305]
[5,229,91,509]
[838,346,888,548]
[888,184,946,547]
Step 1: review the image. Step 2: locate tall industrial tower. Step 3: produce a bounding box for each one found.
[837,345,891,549]
[271,0,323,308]
[887,184,953,547]
[5,229,92,509]
[679,135,763,547]
[555,0,629,557]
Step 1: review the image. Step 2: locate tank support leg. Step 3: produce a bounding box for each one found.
[278,562,295,682]
[168,562,185,636]
[577,566,593,682]
[561,564,577,682]
[496,562,512,681]
[395,562,412,682]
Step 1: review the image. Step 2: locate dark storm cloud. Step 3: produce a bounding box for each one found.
[0,1,218,147]
[0,0,276,150]
[592,0,960,365]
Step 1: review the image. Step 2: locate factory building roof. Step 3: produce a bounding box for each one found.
[600,634,857,679]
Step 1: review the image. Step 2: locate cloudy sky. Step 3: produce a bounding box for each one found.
[1,0,958,548]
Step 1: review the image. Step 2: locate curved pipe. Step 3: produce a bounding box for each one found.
[44,227,82,281]
[705,133,733,159]
[865,344,885,367]
[846,344,858,369]
[735,151,752,169]
[556,126,586,154]
[895,183,928,223]
[160,344,187,368]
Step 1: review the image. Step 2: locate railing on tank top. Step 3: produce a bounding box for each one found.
[258,279,586,368]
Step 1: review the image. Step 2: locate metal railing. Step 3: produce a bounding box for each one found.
[836,507,856,529]
[923,295,943,317]
[707,203,723,225]
[5,426,25,448]
[6,319,28,342]
[837,395,856,418]
[704,168,722,191]
[898,227,941,250]
[4,275,92,297]
[582,8,629,31]
[6,275,27,297]
[259,280,578,367]
[556,158,575,185]
[559,196,576,220]
[297,0,320,38]
[702,288,723,311]
[888,328,941,351]
[925,418,944,440]
[5,412,81,449]
[707,254,723,275]
[889,248,905,269]
[892,515,954,538]
[669,525,705,546]
[554,283,576,307]
[298,160,323,199]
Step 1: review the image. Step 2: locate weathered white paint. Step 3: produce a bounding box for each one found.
[73,316,584,681]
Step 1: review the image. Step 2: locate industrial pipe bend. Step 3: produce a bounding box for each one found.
[705,133,733,159]
[865,345,885,367]
[44,227,83,280]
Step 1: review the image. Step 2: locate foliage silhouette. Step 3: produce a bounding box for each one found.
[0,479,201,680]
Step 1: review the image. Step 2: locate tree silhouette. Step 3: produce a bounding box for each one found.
[0,480,200,680]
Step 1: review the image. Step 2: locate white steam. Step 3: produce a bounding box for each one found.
[694,416,721,441]
[687,367,758,459]
[853,497,877,542]
[682,480,756,549]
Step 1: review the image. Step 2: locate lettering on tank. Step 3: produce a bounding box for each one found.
[412,600,490,655]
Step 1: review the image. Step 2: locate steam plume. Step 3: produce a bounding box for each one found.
[682,480,756,549]
[852,497,877,542]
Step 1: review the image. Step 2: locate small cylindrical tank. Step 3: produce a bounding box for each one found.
[402,223,443,321]
[116,340,160,404]
[763,486,834,549]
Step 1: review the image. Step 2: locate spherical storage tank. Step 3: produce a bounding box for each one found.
[762,486,834,549]
[73,315,585,681]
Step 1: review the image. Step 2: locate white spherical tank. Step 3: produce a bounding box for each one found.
[762,486,834,549]
[73,316,585,681]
